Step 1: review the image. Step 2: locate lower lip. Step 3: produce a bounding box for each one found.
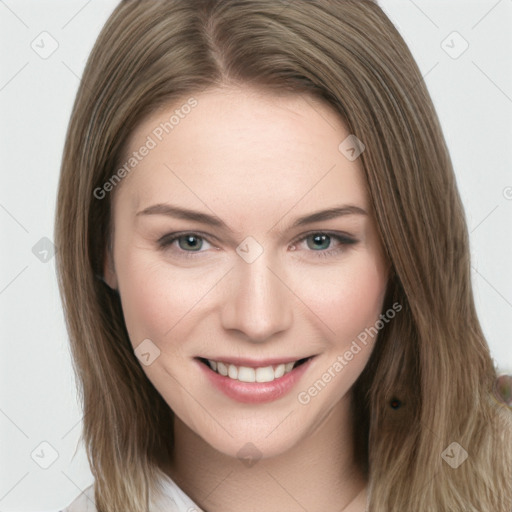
[195,357,315,404]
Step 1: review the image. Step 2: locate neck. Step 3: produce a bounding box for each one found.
[165,394,368,512]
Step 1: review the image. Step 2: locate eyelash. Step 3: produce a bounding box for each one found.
[157,231,358,259]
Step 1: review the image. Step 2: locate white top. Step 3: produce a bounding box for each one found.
[60,469,369,511]
[60,469,203,512]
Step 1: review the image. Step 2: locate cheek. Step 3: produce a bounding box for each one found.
[114,243,232,356]
[115,237,388,356]
[115,250,207,348]
[295,254,388,343]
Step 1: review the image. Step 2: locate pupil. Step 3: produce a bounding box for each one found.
[308,234,330,250]
[179,235,202,251]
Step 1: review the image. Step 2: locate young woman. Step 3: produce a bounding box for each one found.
[55,1,512,511]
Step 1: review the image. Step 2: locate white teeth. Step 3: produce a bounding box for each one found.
[274,364,285,379]
[228,364,238,379]
[255,366,274,383]
[238,367,256,382]
[216,361,228,376]
[206,358,304,383]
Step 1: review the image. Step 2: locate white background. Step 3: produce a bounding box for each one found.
[0,1,511,510]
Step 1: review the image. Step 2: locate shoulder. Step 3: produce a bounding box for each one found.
[59,484,97,512]
[58,472,203,512]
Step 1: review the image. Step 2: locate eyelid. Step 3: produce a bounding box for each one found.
[289,230,357,246]
[157,230,357,246]
[157,230,358,259]
[157,230,218,246]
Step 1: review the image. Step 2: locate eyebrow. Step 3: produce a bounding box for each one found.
[135,203,367,230]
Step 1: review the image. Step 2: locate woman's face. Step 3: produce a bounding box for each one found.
[105,86,389,459]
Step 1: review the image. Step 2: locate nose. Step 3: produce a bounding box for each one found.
[220,253,294,343]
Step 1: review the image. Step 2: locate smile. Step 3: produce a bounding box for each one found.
[198,357,312,383]
[195,356,316,404]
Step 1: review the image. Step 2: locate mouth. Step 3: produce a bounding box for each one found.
[195,356,313,384]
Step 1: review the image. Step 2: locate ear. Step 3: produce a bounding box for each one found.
[102,244,118,290]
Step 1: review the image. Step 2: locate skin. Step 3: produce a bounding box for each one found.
[104,85,390,511]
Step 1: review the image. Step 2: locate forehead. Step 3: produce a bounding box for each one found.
[114,86,369,219]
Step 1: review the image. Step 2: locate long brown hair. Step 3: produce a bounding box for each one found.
[55,1,512,510]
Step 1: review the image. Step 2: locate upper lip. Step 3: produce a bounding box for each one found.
[195,355,314,368]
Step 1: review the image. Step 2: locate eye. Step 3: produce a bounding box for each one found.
[157,231,358,260]
[291,232,358,258]
[157,232,214,258]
